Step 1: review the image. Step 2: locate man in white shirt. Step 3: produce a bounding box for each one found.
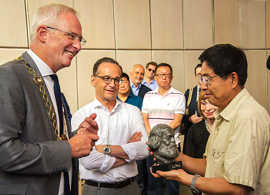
[72,57,149,195]
[142,63,185,195]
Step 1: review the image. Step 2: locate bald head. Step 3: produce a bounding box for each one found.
[130,64,145,87]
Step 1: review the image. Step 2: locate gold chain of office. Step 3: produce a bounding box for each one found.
[16,56,67,140]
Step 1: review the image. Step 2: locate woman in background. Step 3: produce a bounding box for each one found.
[184,92,217,159]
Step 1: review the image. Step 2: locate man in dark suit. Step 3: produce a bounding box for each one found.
[182,64,203,154]
[130,64,151,100]
[0,4,98,195]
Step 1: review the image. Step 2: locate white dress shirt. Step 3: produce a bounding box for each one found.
[72,99,149,183]
[27,49,69,195]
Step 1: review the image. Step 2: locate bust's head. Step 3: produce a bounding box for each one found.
[148,124,178,163]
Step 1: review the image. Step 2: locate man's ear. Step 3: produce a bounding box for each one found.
[231,72,239,88]
[36,25,49,43]
[90,75,96,87]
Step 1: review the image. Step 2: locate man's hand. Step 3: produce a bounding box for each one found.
[77,113,98,135]
[189,114,203,124]
[128,132,142,143]
[69,113,99,158]
[69,132,98,158]
[151,167,192,185]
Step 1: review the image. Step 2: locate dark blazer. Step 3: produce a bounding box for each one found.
[0,52,78,195]
[184,120,210,158]
[138,84,151,100]
[181,85,199,135]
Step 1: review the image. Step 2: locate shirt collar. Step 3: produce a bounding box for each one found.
[27,49,54,77]
[130,82,141,89]
[92,98,122,112]
[216,88,247,121]
[156,86,174,95]
[142,79,154,84]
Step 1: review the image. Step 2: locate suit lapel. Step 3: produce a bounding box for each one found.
[21,52,57,139]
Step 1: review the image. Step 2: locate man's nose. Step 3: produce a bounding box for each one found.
[200,81,208,91]
[72,39,82,51]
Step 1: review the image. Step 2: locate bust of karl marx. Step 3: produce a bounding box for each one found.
[148,124,182,172]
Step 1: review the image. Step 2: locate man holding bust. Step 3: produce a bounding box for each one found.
[152,44,270,195]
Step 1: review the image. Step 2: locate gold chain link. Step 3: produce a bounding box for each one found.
[16,56,66,140]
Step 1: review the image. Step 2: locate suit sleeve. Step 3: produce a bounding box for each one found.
[0,65,72,175]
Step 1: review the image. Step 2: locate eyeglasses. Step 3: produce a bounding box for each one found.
[46,26,87,45]
[155,73,172,78]
[148,68,156,73]
[198,74,218,85]
[95,75,121,85]
[119,79,129,85]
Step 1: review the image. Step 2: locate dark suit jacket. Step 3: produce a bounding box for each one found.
[138,84,151,100]
[184,120,210,158]
[0,52,78,195]
[181,86,199,135]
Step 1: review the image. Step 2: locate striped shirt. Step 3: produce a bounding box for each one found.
[142,87,185,129]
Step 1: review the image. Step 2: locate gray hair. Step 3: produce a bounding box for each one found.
[30,4,77,40]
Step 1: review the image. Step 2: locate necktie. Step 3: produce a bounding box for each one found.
[50,74,70,195]
[50,74,63,135]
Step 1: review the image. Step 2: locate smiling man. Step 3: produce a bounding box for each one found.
[151,44,270,195]
[130,64,151,99]
[72,57,148,195]
[0,4,98,195]
[117,72,142,110]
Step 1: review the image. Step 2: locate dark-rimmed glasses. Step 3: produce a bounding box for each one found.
[46,26,87,45]
[148,68,156,73]
[95,75,121,85]
[155,73,172,78]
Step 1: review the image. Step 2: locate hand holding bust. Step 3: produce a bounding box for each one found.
[148,124,182,173]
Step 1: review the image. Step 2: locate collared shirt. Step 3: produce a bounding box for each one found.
[142,79,158,91]
[142,87,185,129]
[27,49,69,195]
[130,82,141,96]
[204,89,270,195]
[71,99,148,183]
[117,91,143,110]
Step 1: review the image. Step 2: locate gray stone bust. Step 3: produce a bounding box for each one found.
[148,124,178,164]
[148,124,182,172]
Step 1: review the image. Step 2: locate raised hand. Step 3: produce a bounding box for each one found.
[69,113,99,158]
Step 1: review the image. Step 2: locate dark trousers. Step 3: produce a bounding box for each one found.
[146,156,179,195]
[136,159,148,195]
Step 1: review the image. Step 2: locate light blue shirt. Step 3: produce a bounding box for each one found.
[142,79,158,91]
[130,82,141,96]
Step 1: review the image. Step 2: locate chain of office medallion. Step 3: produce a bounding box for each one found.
[16,56,63,140]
